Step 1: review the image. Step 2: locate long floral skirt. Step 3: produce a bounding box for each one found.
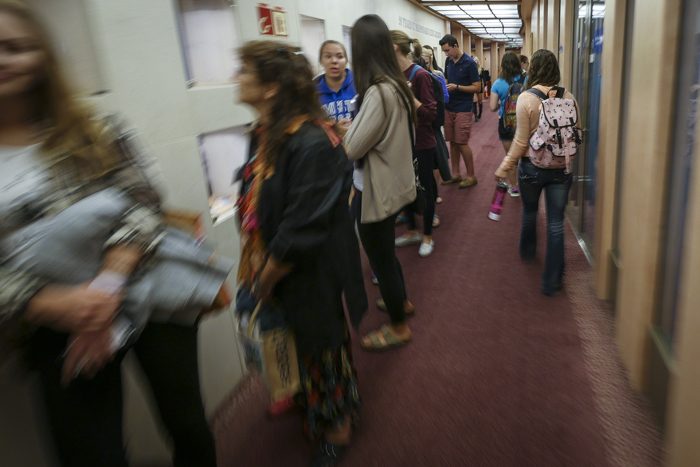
[295,341,361,439]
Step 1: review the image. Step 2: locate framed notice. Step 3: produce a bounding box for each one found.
[258,4,273,35]
[272,9,287,36]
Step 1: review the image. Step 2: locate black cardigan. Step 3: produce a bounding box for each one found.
[250,122,367,355]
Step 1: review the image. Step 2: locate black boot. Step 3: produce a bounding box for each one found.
[478,102,483,119]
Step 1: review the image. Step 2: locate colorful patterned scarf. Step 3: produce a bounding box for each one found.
[236,115,341,287]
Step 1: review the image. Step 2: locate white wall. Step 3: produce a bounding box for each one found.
[27,0,105,95]
[299,15,327,75]
[296,0,448,69]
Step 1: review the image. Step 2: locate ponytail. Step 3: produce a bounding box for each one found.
[410,38,422,61]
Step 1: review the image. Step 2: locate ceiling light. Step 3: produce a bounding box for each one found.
[431,5,463,12]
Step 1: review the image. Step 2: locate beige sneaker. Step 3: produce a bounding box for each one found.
[441,177,462,185]
[458,177,478,189]
[395,232,421,247]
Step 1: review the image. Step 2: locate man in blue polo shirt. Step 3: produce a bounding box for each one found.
[439,34,482,188]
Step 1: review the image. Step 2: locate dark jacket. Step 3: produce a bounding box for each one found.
[251,122,367,354]
[405,64,437,150]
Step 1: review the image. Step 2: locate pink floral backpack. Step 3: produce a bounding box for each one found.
[527,86,583,173]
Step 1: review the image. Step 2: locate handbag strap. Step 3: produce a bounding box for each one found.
[399,83,416,151]
[246,301,263,337]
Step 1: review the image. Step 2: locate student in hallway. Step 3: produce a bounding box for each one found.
[495,49,580,296]
[472,56,484,122]
[490,51,525,196]
[520,54,530,73]
[316,40,356,122]
[343,14,416,351]
[0,3,216,465]
[235,40,367,466]
[391,30,438,257]
[421,44,450,209]
[439,34,481,189]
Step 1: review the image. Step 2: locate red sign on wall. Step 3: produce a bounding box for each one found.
[258,4,287,36]
[258,4,273,35]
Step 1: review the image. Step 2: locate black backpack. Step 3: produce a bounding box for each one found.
[408,65,445,129]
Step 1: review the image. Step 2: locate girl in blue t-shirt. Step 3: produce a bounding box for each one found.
[489,51,524,196]
[315,40,357,123]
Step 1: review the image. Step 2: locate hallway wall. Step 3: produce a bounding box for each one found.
[523,0,700,465]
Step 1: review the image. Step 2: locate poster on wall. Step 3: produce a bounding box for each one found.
[258,4,273,35]
[272,9,287,36]
[258,4,287,37]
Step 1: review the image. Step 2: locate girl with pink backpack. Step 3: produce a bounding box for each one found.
[494,49,583,296]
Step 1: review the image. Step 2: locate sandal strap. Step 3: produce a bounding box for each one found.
[362,325,409,349]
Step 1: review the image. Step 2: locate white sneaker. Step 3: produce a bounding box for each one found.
[418,240,434,257]
[395,232,422,247]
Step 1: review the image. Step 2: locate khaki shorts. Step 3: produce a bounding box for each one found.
[444,110,473,145]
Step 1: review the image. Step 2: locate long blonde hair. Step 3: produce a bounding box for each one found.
[0,1,116,171]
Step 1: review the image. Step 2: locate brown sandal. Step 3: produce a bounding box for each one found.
[361,325,411,352]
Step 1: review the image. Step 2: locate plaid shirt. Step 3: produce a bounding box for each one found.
[0,116,164,324]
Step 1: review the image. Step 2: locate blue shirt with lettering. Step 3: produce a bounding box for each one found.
[316,69,357,121]
[444,53,480,113]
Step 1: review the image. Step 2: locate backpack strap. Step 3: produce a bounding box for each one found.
[527,86,566,100]
[408,64,420,82]
[526,88,547,100]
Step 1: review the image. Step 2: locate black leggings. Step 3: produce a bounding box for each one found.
[406,148,438,236]
[27,323,217,467]
[353,191,408,325]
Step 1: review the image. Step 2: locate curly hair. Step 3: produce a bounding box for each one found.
[239,41,326,166]
[499,51,522,83]
[525,49,561,89]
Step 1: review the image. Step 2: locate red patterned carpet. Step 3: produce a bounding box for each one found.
[213,105,663,467]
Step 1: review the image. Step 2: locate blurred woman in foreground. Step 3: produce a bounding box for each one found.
[0,2,216,465]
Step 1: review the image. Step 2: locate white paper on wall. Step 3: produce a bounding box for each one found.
[178,0,240,85]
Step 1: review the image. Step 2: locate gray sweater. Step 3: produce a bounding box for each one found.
[345,82,416,223]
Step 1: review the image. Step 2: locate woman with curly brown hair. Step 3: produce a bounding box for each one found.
[235,40,367,466]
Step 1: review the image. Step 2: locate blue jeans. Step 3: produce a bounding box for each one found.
[518,158,573,294]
